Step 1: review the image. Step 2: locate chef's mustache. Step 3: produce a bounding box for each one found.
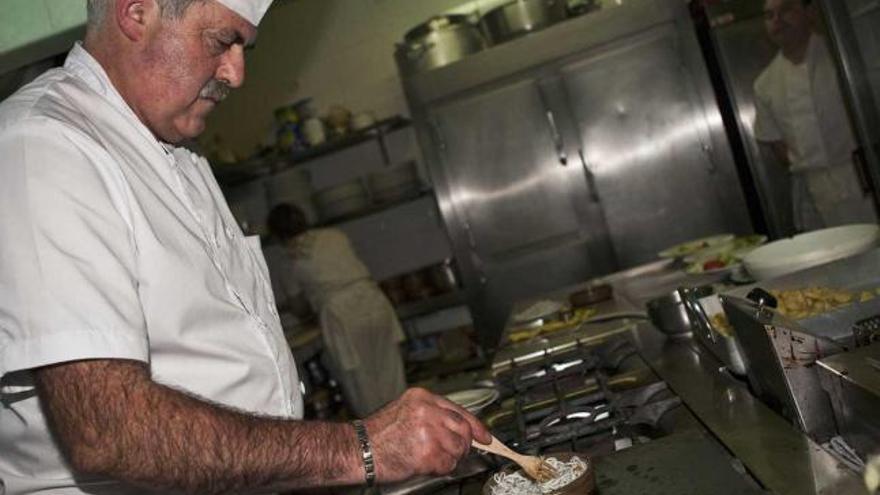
[199,79,230,102]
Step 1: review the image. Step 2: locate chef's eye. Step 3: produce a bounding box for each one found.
[208,36,236,55]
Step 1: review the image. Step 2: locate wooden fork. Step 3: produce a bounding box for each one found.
[471,436,557,482]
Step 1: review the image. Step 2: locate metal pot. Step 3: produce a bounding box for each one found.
[646,286,714,337]
[396,15,487,75]
[480,0,569,44]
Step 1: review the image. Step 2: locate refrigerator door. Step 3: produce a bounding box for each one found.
[704,1,796,238]
[561,25,752,267]
[426,76,617,348]
[819,0,880,213]
[428,78,600,263]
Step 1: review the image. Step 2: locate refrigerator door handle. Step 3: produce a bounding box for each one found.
[429,119,447,151]
[853,146,874,195]
[579,149,600,203]
[545,110,568,166]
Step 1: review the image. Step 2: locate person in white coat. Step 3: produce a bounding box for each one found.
[753,0,877,231]
[266,203,408,417]
[0,1,489,493]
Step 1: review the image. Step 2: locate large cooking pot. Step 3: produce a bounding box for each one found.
[396,15,487,75]
[480,0,568,44]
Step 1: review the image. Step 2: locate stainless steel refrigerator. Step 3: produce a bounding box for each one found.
[398,0,754,348]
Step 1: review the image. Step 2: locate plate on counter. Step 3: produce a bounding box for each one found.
[444,388,500,414]
[512,300,568,325]
[682,235,768,275]
[658,234,734,259]
[682,234,768,264]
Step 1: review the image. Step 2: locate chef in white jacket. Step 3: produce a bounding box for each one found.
[753,0,877,231]
[266,203,407,417]
[0,1,489,493]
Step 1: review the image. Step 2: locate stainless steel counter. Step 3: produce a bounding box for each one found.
[504,262,869,495]
[594,429,764,494]
[635,322,866,495]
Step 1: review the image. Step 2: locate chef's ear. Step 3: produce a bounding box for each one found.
[115,0,157,42]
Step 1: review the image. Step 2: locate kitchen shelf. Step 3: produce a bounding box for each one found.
[316,189,434,228]
[286,115,410,166]
[214,115,411,187]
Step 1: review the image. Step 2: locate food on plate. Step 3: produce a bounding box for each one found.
[770,287,854,320]
[513,300,566,324]
[683,235,769,274]
[490,456,589,495]
[685,252,737,274]
[659,234,734,259]
[730,234,768,252]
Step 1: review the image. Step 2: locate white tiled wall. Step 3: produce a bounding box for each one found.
[205,0,468,158]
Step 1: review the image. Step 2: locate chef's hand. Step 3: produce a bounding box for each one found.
[364,387,492,482]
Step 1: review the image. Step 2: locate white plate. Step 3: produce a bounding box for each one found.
[744,224,880,281]
[682,234,768,264]
[445,388,500,413]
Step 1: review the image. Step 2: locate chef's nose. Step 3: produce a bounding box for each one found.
[217,45,246,89]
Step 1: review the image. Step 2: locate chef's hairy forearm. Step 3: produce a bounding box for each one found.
[34,359,361,494]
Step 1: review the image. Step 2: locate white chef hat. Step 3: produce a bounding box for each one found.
[215,0,274,26]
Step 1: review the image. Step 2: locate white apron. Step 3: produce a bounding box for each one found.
[289,229,406,416]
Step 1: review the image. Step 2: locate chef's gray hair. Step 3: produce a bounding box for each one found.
[86,0,207,29]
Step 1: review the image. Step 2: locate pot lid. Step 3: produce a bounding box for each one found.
[404,15,475,43]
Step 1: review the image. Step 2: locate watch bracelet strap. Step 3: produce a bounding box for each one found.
[352,420,376,486]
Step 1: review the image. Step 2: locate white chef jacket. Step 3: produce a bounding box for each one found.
[753,34,876,230]
[0,44,303,495]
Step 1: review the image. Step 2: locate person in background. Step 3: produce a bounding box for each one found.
[753,0,877,232]
[0,1,489,493]
[267,203,408,417]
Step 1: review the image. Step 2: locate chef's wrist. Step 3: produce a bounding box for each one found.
[352,419,376,486]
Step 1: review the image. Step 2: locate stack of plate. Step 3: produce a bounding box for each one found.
[367,161,422,204]
[314,179,370,222]
[744,224,880,281]
[444,388,500,414]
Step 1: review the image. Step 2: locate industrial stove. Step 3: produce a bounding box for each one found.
[381,332,685,495]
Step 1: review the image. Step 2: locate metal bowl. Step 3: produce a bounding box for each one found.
[646,286,714,337]
[482,452,596,495]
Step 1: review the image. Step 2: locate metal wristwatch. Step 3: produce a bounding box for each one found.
[352,420,376,487]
